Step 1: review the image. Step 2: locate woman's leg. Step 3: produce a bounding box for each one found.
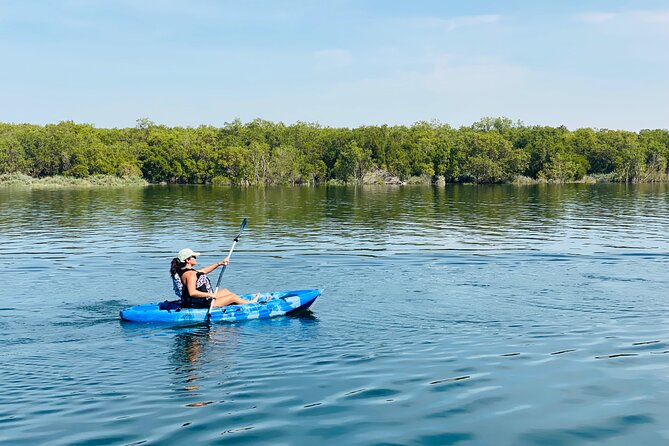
[211,289,260,307]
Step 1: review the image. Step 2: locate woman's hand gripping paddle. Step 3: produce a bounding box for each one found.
[206,218,248,322]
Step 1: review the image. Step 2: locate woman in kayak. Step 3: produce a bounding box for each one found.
[170,248,260,308]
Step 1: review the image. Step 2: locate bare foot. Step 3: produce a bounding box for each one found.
[251,293,260,303]
[260,294,277,303]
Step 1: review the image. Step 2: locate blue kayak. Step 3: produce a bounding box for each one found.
[119,289,321,324]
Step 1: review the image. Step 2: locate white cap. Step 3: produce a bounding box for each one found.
[177,248,201,262]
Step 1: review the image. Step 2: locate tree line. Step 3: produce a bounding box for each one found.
[1,117,668,184]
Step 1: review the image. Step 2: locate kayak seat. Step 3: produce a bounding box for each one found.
[159,300,182,312]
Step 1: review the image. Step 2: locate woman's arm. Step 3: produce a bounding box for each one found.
[198,258,230,275]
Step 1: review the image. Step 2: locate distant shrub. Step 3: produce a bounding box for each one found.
[0,173,34,186]
[512,175,541,185]
[0,173,147,188]
[211,175,232,186]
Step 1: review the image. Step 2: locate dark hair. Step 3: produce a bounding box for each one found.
[170,257,186,277]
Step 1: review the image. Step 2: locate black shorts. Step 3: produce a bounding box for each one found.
[181,297,212,309]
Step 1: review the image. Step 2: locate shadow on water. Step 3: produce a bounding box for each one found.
[286,308,318,321]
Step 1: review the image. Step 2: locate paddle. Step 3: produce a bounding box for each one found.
[206,218,248,322]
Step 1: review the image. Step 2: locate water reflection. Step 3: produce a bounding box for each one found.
[4,184,668,259]
[169,325,239,404]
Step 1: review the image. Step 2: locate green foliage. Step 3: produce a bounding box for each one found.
[450,130,529,183]
[471,116,522,133]
[512,126,569,178]
[0,119,667,185]
[542,152,589,182]
[216,145,251,184]
[0,125,28,174]
[333,141,372,183]
[639,129,669,181]
[248,141,271,184]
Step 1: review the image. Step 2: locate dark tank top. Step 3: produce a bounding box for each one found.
[179,269,213,308]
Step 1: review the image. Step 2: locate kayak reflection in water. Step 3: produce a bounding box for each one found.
[170,248,260,308]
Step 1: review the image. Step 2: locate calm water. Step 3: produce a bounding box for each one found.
[1,184,668,445]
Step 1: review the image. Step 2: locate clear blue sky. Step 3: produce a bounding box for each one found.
[1,0,667,130]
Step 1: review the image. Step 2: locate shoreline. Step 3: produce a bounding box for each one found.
[2,172,668,188]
